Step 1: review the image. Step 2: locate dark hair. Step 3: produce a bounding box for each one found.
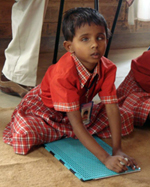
[62,7,111,41]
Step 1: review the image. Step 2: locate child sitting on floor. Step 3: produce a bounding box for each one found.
[3,7,138,173]
[117,50,150,126]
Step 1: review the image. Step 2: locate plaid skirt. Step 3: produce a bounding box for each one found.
[117,70,150,126]
[3,84,134,155]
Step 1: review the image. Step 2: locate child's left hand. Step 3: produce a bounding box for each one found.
[112,149,139,170]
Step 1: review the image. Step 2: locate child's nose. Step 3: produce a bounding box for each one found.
[91,39,98,48]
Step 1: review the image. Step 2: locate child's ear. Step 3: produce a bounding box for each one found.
[63,41,74,53]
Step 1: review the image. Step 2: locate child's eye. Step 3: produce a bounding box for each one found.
[97,36,103,40]
[82,37,88,42]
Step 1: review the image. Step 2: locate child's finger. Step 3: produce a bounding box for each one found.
[119,157,128,166]
[128,158,139,170]
[115,158,128,172]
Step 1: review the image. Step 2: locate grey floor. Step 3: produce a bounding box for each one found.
[0,47,147,108]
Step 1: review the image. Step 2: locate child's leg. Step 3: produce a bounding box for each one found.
[87,103,134,138]
[3,117,63,155]
[117,70,150,126]
[3,85,66,155]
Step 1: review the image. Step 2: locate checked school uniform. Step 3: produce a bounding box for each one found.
[3,52,134,155]
[117,50,150,126]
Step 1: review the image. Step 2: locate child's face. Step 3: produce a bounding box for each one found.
[70,23,107,72]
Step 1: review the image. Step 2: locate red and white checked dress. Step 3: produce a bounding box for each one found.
[117,51,150,126]
[3,53,134,155]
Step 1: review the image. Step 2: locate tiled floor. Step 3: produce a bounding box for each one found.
[0,47,147,108]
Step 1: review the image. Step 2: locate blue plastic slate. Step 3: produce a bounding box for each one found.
[44,136,140,181]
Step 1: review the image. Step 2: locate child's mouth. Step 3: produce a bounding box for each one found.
[91,52,100,59]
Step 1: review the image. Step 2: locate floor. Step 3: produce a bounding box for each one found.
[0,47,147,108]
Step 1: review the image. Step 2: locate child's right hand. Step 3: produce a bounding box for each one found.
[104,155,129,173]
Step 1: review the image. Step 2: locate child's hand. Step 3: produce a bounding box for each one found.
[104,155,129,173]
[112,149,139,170]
